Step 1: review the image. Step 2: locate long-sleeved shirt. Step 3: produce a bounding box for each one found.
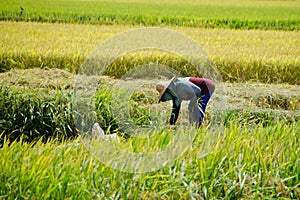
[161,78,202,124]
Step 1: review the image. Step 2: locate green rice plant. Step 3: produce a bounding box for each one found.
[0,52,83,73]
[94,87,119,134]
[94,84,156,136]
[129,101,151,126]
[1,50,300,84]
[0,71,299,198]
[1,68,299,146]
[0,86,77,145]
[216,58,300,84]
[1,22,300,84]
[0,0,299,30]
[0,122,298,199]
[104,51,201,78]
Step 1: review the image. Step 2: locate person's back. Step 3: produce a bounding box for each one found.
[156,77,215,126]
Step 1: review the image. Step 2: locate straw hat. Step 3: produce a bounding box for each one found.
[156,77,175,103]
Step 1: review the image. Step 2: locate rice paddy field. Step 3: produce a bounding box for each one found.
[0,0,300,199]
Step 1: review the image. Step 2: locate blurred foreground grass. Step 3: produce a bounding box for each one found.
[0,121,299,199]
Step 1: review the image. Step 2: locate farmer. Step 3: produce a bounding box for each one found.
[92,77,215,139]
[156,77,215,127]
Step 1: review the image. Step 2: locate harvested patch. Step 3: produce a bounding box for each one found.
[254,94,300,110]
[0,68,73,90]
[1,69,300,145]
[224,82,300,110]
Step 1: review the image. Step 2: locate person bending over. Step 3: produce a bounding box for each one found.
[156,77,215,127]
[92,77,215,139]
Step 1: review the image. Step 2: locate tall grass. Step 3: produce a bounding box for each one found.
[0,0,299,30]
[1,1,299,198]
[2,51,299,84]
[1,22,299,84]
[0,122,299,199]
[1,69,299,145]
[0,69,299,198]
[0,86,77,145]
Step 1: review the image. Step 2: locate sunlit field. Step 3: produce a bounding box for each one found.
[1,0,300,30]
[0,0,299,199]
[1,22,299,83]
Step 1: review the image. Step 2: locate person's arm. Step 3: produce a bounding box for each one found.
[170,98,181,125]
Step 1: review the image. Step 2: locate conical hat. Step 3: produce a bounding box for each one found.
[156,77,175,103]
